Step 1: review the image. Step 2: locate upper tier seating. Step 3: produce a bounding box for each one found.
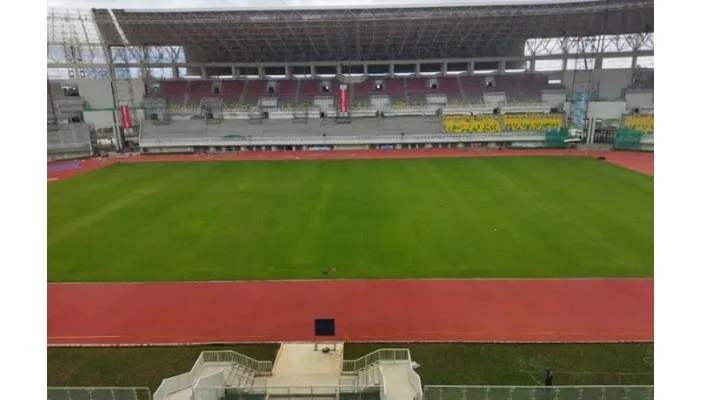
[503,113,563,131]
[623,114,654,133]
[443,115,501,134]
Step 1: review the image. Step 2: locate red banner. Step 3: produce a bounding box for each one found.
[119,105,133,129]
[339,84,349,114]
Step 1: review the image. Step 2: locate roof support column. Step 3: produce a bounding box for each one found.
[258,65,265,79]
[441,62,448,76]
[201,67,208,79]
[363,64,368,76]
[310,64,317,78]
[389,63,394,76]
[594,55,603,70]
[529,59,536,73]
[467,61,475,75]
[631,52,638,71]
[285,64,292,79]
[498,61,506,75]
[336,64,342,77]
[172,65,179,80]
[415,63,421,77]
[561,56,568,74]
[232,65,239,78]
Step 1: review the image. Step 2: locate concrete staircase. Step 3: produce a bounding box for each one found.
[380,363,420,400]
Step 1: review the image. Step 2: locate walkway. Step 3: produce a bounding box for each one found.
[380,363,420,400]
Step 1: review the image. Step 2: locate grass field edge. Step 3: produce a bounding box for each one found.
[48,277,655,285]
[48,339,655,348]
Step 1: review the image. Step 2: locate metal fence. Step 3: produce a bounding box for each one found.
[201,350,273,373]
[423,385,654,400]
[153,351,273,400]
[138,132,545,147]
[47,387,151,400]
[194,385,381,400]
[342,348,411,373]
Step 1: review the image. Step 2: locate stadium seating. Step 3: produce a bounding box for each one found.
[162,81,189,108]
[623,114,654,133]
[502,113,563,131]
[47,123,91,154]
[242,80,268,105]
[297,79,326,106]
[142,115,443,139]
[443,115,501,134]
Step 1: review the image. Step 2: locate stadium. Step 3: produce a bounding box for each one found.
[47,1,654,400]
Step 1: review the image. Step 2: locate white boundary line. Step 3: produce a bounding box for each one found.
[47,339,655,348]
[48,277,654,285]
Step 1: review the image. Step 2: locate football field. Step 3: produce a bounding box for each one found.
[48,156,654,282]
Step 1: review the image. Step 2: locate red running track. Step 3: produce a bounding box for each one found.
[47,149,654,182]
[47,279,653,346]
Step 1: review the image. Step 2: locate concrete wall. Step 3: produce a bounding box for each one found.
[626,92,654,109]
[587,102,627,119]
[67,80,114,109]
[83,110,115,130]
[561,69,637,100]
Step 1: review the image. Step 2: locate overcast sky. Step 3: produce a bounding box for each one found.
[48,0,591,10]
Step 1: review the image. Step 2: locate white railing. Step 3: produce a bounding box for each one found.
[193,385,380,397]
[423,385,654,400]
[342,348,411,374]
[47,141,91,150]
[153,372,191,400]
[140,132,545,148]
[224,368,268,388]
[153,351,272,400]
[407,361,423,400]
[380,366,388,400]
[201,350,273,373]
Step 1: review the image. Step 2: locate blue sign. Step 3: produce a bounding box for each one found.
[572,91,586,129]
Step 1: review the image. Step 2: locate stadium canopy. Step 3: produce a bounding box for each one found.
[88,0,653,63]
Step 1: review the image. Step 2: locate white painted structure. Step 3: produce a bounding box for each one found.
[154,345,423,400]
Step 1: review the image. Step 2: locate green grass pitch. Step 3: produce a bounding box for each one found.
[48,156,654,282]
[47,343,653,390]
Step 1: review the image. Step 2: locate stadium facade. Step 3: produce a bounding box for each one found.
[46,0,654,158]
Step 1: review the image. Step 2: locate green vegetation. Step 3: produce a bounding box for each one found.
[47,345,278,392]
[47,343,653,391]
[345,343,654,386]
[48,157,653,282]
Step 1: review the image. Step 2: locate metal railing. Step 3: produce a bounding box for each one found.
[47,141,92,150]
[201,350,273,374]
[342,348,411,374]
[224,368,268,388]
[153,351,272,400]
[380,366,388,400]
[423,385,654,400]
[407,362,424,400]
[193,385,380,398]
[139,132,545,147]
[48,387,152,400]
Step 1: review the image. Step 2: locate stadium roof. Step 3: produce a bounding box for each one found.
[89,0,653,63]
